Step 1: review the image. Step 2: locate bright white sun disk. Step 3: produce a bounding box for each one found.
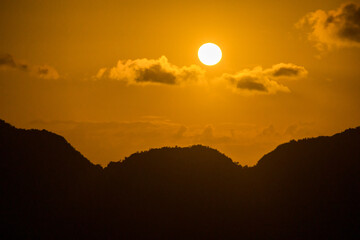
[198,43,222,66]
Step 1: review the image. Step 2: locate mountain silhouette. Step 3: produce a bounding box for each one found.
[0,119,359,239]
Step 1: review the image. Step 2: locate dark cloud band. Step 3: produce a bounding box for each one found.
[0,53,59,79]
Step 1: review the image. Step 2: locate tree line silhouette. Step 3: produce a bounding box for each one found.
[0,119,359,239]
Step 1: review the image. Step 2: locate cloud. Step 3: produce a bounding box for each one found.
[260,124,277,137]
[0,54,17,69]
[35,65,60,79]
[174,125,187,138]
[266,63,308,78]
[221,63,307,95]
[284,122,316,138]
[297,2,360,50]
[96,56,204,85]
[195,125,232,144]
[0,53,59,79]
[235,77,268,92]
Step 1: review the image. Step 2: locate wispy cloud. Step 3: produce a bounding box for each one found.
[297,2,360,50]
[0,53,59,79]
[220,63,307,95]
[96,56,204,85]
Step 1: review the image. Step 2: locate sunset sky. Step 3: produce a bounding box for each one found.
[1,0,360,166]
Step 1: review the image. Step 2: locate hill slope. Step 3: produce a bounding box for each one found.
[0,119,359,239]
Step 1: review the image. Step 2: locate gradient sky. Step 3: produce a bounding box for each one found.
[1,0,360,166]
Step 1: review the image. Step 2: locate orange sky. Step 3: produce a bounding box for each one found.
[1,0,360,166]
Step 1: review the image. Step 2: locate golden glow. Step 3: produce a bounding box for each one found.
[1,0,359,167]
[198,43,222,66]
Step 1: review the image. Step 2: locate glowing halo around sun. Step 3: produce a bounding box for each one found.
[198,43,222,66]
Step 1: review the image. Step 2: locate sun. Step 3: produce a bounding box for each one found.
[198,43,222,66]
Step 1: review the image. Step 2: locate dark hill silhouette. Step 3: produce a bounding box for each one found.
[0,119,359,239]
[0,120,102,239]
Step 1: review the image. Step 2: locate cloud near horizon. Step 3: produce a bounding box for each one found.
[297,2,360,50]
[27,119,235,165]
[96,56,205,85]
[221,63,307,95]
[0,53,59,79]
[26,118,318,167]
